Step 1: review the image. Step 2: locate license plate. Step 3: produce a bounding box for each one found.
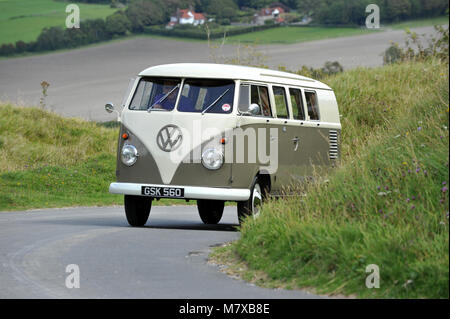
[141,186,184,198]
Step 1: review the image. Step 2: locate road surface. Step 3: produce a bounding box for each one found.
[0,205,321,298]
[0,26,440,121]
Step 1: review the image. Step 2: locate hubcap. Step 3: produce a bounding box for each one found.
[252,183,262,218]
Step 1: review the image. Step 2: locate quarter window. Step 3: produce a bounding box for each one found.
[272,86,289,119]
[305,91,320,120]
[289,88,305,120]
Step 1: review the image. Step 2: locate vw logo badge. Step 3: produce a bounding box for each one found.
[157,125,183,152]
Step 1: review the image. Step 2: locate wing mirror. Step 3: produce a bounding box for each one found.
[248,103,261,116]
[105,103,121,122]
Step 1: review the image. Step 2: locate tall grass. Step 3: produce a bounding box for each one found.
[216,59,449,298]
[0,105,117,172]
[0,104,188,211]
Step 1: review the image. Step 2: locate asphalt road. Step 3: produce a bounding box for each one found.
[0,26,440,121]
[0,205,321,299]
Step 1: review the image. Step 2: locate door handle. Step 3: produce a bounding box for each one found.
[292,137,299,151]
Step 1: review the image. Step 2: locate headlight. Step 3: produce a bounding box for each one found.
[121,144,138,166]
[201,148,223,170]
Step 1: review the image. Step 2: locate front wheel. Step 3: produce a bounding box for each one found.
[124,195,152,227]
[197,199,224,224]
[237,177,264,224]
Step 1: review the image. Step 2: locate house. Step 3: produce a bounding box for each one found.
[254,6,286,25]
[166,9,206,29]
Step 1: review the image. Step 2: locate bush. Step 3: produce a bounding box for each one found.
[14,41,27,54]
[35,26,67,51]
[125,0,168,32]
[279,61,344,80]
[143,24,280,40]
[105,11,131,36]
[312,0,448,25]
[383,43,404,64]
[0,43,15,56]
[383,25,449,64]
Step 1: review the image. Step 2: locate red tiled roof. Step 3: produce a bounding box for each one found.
[176,9,205,21]
[194,13,205,21]
[178,9,192,19]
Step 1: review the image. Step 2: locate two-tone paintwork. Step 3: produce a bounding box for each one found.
[111,63,341,200]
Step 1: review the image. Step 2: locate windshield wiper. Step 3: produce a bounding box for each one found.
[148,84,180,112]
[201,89,230,115]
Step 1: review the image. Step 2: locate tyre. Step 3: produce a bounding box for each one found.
[197,199,224,224]
[124,195,152,227]
[237,176,266,224]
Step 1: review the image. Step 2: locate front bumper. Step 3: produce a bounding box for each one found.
[109,182,250,201]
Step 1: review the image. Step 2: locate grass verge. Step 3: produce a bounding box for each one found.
[211,59,449,298]
[0,104,190,211]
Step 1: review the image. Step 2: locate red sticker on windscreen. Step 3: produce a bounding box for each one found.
[222,103,231,112]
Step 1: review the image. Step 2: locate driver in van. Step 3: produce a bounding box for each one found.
[151,80,194,111]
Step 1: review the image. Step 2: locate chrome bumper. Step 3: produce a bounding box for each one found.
[109,182,250,201]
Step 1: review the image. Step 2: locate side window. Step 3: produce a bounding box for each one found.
[305,91,320,120]
[289,88,305,120]
[251,85,272,117]
[272,86,289,119]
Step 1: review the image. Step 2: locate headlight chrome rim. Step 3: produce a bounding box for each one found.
[201,148,224,170]
[121,144,139,166]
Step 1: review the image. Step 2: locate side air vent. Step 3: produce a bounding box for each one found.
[329,130,339,160]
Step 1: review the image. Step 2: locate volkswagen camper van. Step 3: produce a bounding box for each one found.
[106,63,340,226]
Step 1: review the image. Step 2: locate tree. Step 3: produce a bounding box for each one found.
[206,0,238,19]
[105,11,131,36]
[35,26,67,51]
[236,0,272,9]
[126,0,168,32]
[15,41,27,53]
[0,43,15,56]
[82,19,111,42]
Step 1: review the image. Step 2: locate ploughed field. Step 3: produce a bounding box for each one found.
[0,26,442,122]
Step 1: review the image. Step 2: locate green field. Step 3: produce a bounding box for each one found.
[0,0,117,45]
[224,16,448,44]
[211,59,449,298]
[389,16,449,30]
[225,26,377,44]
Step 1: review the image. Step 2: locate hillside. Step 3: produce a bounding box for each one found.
[211,59,449,298]
[1,59,448,298]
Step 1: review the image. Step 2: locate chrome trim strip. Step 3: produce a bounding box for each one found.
[109,183,251,201]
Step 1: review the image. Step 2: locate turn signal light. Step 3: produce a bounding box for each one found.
[122,133,129,140]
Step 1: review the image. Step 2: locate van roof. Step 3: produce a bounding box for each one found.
[139,63,332,91]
